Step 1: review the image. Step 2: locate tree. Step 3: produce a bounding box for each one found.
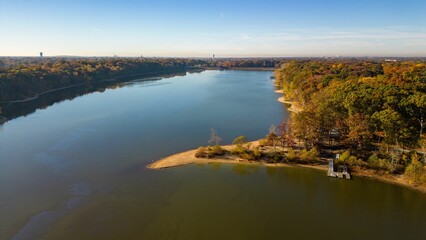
[292,111,320,148]
[404,92,426,138]
[208,128,222,146]
[372,109,407,147]
[345,113,372,150]
[280,120,297,148]
[405,153,424,183]
[266,124,278,149]
[233,135,248,146]
[232,135,249,155]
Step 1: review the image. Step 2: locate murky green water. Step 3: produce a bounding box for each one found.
[1,70,425,240]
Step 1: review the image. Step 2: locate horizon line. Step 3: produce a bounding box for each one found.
[1,55,425,59]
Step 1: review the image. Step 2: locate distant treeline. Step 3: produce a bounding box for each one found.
[0,58,191,102]
[275,60,426,181]
[0,57,285,102]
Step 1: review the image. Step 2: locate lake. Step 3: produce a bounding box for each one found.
[1,70,425,240]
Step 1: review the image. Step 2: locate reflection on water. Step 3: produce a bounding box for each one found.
[0,72,186,122]
[1,70,425,240]
[232,164,260,175]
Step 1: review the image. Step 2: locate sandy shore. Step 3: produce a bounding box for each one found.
[277,96,302,113]
[148,140,327,171]
[274,89,302,113]
[147,145,328,172]
[147,143,426,194]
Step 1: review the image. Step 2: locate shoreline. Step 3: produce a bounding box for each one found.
[277,96,302,113]
[1,69,187,104]
[147,142,426,194]
[2,68,272,104]
[147,141,328,172]
[205,67,275,71]
[274,89,302,113]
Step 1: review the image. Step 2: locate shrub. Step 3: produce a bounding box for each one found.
[240,152,254,160]
[258,138,268,147]
[252,147,262,160]
[367,153,389,170]
[307,148,319,161]
[266,151,283,163]
[195,146,207,158]
[299,148,318,162]
[347,156,362,166]
[233,135,248,145]
[336,150,351,164]
[231,145,246,155]
[298,149,308,160]
[287,148,297,161]
[206,145,226,158]
[405,153,425,183]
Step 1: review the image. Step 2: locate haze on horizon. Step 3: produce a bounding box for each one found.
[1,0,425,58]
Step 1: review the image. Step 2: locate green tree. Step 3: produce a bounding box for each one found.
[345,113,372,150]
[404,92,426,138]
[233,135,248,146]
[405,153,424,183]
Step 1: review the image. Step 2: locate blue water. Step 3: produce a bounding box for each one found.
[1,70,425,240]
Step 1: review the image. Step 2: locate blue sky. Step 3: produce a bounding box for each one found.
[1,0,425,57]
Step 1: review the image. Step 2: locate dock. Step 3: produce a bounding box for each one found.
[327,157,351,180]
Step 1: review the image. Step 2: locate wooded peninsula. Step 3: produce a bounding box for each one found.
[150,59,426,193]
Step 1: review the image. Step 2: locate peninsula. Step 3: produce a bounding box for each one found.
[148,59,426,194]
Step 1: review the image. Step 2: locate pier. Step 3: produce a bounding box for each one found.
[327,156,351,180]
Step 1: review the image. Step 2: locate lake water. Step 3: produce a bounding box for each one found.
[0,70,425,240]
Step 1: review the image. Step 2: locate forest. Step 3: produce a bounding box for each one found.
[0,58,193,102]
[0,57,283,103]
[274,60,426,183]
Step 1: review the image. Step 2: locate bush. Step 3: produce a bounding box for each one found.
[266,151,284,163]
[336,150,351,164]
[231,144,246,155]
[195,146,226,159]
[206,145,226,158]
[287,148,297,161]
[233,135,248,145]
[367,153,389,170]
[308,148,319,161]
[299,148,319,162]
[195,146,207,158]
[346,156,364,167]
[405,153,426,183]
[240,152,254,160]
[258,138,268,147]
[252,147,262,160]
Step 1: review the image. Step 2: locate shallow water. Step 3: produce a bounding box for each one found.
[1,70,425,239]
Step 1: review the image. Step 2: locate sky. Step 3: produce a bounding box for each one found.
[0,0,425,57]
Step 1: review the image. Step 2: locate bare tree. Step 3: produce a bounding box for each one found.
[267,124,278,151]
[208,128,222,146]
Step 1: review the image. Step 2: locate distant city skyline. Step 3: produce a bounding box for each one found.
[1,0,425,57]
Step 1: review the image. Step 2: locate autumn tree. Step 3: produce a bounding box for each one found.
[345,113,372,150]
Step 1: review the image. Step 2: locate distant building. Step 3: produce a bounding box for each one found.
[40,52,43,58]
